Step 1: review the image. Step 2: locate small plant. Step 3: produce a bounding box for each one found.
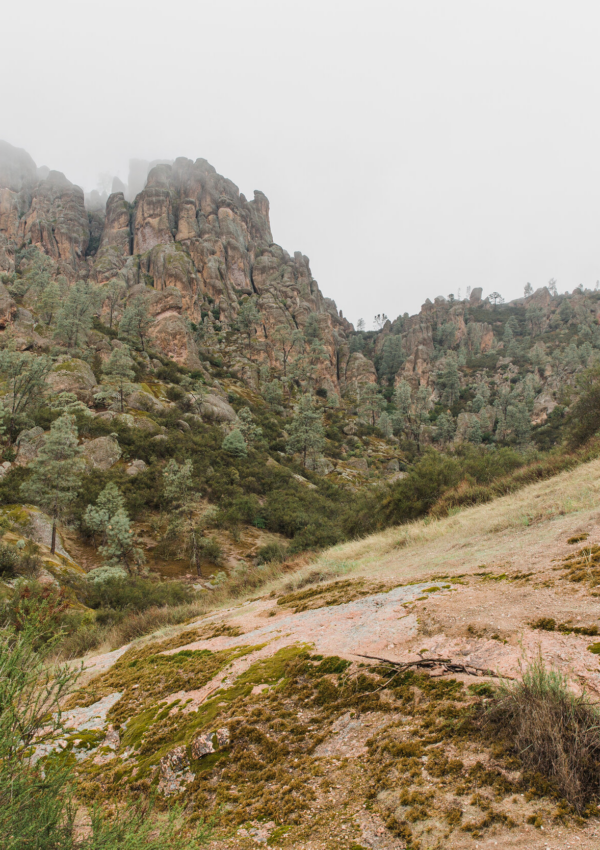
[485,655,600,812]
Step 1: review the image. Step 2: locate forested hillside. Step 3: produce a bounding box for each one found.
[1,138,600,655]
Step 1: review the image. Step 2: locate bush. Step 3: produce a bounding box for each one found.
[485,656,600,812]
[0,542,21,577]
[222,429,247,457]
[84,576,193,614]
[256,541,288,565]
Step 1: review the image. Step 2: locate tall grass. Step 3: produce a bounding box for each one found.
[485,656,600,813]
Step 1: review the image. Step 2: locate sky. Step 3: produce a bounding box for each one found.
[2,0,600,326]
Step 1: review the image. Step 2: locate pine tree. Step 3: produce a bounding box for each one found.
[271,327,303,377]
[20,414,84,553]
[524,282,534,297]
[38,278,65,326]
[507,403,531,445]
[119,295,154,352]
[102,278,126,328]
[100,345,136,411]
[287,393,325,468]
[437,354,461,407]
[163,459,194,507]
[467,418,483,444]
[436,412,455,443]
[0,349,51,439]
[54,280,97,348]
[84,482,126,545]
[358,383,385,426]
[378,411,393,438]
[236,407,263,447]
[380,335,404,383]
[236,296,262,354]
[222,429,248,457]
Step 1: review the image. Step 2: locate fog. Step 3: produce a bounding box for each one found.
[2,0,600,323]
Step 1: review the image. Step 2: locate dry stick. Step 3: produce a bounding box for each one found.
[357,653,512,679]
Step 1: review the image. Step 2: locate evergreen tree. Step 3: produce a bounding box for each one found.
[24,251,53,296]
[380,335,404,383]
[287,393,325,468]
[85,482,143,571]
[100,345,136,411]
[437,354,461,407]
[222,429,248,457]
[436,412,455,443]
[358,382,385,426]
[378,410,393,438]
[263,379,284,410]
[0,349,51,439]
[236,407,263,447]
[467,418,483,444]
[102,278,126,328]
[38,278,65,326]
[506,403,531,445]
[20,414,84,553]
[524,282,534,297]
[84,482,126,546]
[54,280,97,348]
[163,459,194,507]
[271,327,303,377]
[119,295,154,352]
[304,313,321,341]
[236,296,262,353]
[392,380,412,435]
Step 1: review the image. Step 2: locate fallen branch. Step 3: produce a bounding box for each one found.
[356,653,511,679]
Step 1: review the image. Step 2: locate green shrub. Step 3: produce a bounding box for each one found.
[256,541,288,564]
[84,576,193,613]
[222,429,247,457]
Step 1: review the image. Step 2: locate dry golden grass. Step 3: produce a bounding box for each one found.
[283,456,600,589]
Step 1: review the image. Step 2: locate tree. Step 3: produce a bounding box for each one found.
[23,251,53,296]
[380,335,404,384]
[287,392,325,468]
[358,382,385,426]
[488,292,505,308]
[37,278,64,326]
[548,278,558,297]
[0,348,51,439]
[263,379,284,410]
[222,429,247,457]
[84,482,126,546]
[378,410,393,438]
[437,354,461,407]
[436,412,455,443]
[102,278,126,328]
[236,296,262,354]
[271,326,303,377]
[236,407,263,447]
[54,280,98,348]
[20,414,84,554]
[356,318,366,332]
[567,366,600,446]
[163,459,194,508]
[392,380,412,436]
[100,344,136,411]
[524,282,534,297]
[304,313,321,341]
[506,403,531,446]
[119,294,154,352]
[85,482,143,572]
[467,418,483,444]
[374,313,389,330]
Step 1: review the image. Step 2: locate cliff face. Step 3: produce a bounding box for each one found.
[0,143,358,391]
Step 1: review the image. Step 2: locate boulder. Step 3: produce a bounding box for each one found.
[126,390,165,413]
[126,459,148,476]
[199,394,236,422]
[46,358,96,404]
[82,436,122,470]
[14,426,45,466]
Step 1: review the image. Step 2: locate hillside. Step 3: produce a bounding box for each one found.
[3,139,600,848]
[52,459,600,849]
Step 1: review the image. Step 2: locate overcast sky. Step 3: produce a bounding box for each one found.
[2,0,600,325]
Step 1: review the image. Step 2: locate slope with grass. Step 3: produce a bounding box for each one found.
[47,457,600,849]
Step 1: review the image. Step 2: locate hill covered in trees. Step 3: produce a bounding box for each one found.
[0,139,600,652]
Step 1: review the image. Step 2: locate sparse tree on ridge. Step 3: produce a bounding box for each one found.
[524,282,534,297]
[373,313,388,330]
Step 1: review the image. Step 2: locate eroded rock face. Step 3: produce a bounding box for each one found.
[0,145,352,387]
